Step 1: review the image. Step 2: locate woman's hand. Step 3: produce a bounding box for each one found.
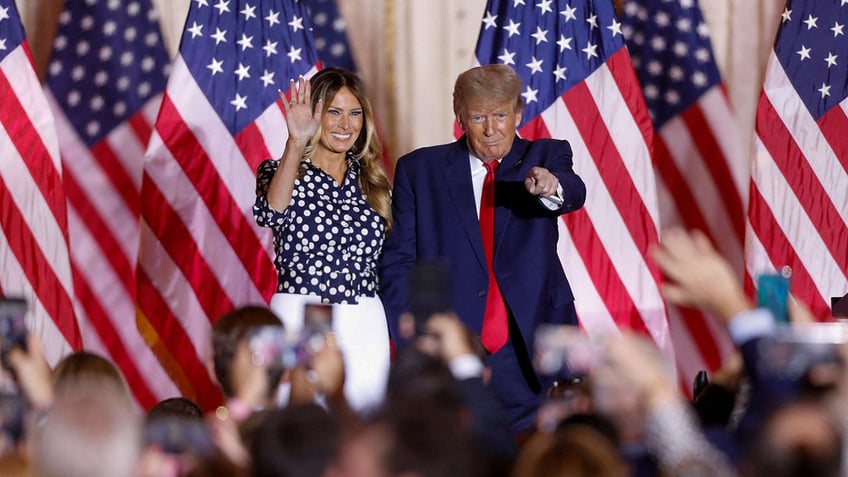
[280,76,322,143]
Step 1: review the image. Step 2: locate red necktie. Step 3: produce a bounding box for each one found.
[480,161,508,353]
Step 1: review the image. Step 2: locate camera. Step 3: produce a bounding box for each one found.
[533,324,601,378]
[144,416,214,456]
[757,323,847,381]
[247,326,307,371]
[408,260,453,336]
[303,303,333,338]
[0,392,25,449]
[0,298,28,361]
[756,270,791,324]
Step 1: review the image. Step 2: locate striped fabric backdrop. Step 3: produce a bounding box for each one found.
[750,0,848,321]
[472,0,674,362]
[139,0,320,408]
[44,0,177,408]
[622,0,744,386]
[0,0,79,365]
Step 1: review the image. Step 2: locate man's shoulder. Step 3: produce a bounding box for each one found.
[398,141,460,165]
[523,137,571,152]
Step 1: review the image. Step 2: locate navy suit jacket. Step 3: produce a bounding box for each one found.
[379,135,586,353]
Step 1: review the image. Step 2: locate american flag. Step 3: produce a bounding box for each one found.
[472,0,673,359]
[0,0,79,365]
[750,0,848,319]
[45,0,176,408]
[304,0,396,177]
[305,0,357,71]
[140,0,320,408]
[621,0,744,384]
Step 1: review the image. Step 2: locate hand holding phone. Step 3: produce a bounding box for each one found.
[408,260,452,336]
[247,325,305,371]
[144,416,214,456]
[533,324,601,378]
[757,269,791,324]
[0,298,28,369]
[304,303,333,337]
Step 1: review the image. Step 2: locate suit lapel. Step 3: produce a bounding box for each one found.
[443,139,487,271]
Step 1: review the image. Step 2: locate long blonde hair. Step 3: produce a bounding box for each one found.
[301,68,392,235]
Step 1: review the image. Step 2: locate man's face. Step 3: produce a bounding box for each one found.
[457,98,522,163]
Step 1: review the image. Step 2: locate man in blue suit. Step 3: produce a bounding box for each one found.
[379,64,586,434]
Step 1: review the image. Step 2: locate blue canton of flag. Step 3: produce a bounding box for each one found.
[46,0,169,147]
[0,1,26,61]
[475,0,625,127]
[775,1,848,120]
[182,0,320,136]
[305,0,356,71]
[621,0,721,127]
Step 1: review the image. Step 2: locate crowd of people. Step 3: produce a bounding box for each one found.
[1,64,845,477]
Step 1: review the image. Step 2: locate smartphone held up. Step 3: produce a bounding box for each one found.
[756,267,792,324]
[408,260,453,336]
[0,297,27,361]
[247,302,336,371]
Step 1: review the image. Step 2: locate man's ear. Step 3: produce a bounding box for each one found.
[456,116,465,131]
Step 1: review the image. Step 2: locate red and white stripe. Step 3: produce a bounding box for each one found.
[652,85,746,387]
[490,49,675,364]
[47,87,179,409]
[750,51,848,319]
[138,55,317,408]
[0,41,78,365]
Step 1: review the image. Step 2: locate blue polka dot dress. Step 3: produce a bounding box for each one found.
[254,154,390,412]
[254,155,385,303]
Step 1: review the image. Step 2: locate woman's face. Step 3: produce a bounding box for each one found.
[317,86,364,155]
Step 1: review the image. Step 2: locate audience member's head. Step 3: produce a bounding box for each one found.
[511,425,628,477]
[742,398,843,477]
[31,390,142,477]
[211,305,284,402]
[327,405,476,477]
[248,403,340,477]
[147,396,204,422]
[384,347,462,414]
[555,412,620,449]
[52,351,132,405]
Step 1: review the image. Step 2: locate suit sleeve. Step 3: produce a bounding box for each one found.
[378,158,416,346]
[547,140,586,215]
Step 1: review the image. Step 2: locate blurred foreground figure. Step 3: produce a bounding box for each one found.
[31,390,141,477]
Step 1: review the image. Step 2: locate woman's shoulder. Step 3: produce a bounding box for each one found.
[255,158,284,182]
[257,158,281,172]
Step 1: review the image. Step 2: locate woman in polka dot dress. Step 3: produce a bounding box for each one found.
[253,68,392,413]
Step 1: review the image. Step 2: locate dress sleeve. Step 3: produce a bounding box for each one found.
[253,159,289,227]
